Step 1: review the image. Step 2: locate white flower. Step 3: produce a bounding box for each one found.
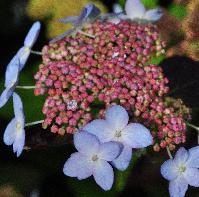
[67,100,77,110]
[0,21,40,108]
[161,147,199,197]
[0,58,20,108]
[124,0,163,22]
[15,21,41,70]
[83,105,153,171]
[63,131,120,190]
[112,52,119,58]
[3,93,25,157]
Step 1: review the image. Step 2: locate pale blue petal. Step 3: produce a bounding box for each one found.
[74,132,99,156]
[13,93,25,126]
[160,159,178,181]
[3,118,16,145]
[169,177,188,197]
[122,123,153,148]
[187,146,199,168]
[49,28,76,44]
[63,152,93,180]
[144,8,163,21]
[98,142,120,161]
[16,47,30,70]
[184,168,199,187]
[83,119,113,143]
[93,160,114,191]
[113,4,123,14]
[59,16,79,24]
[5,55,20,87]
[125,0,146,19]
[105,105,129,131]
[13,128,25,157]
[84,3,101,19]
[112,145,132,171]
[174,147,188,165]
[24,21,41,47]
[0,87,14,108]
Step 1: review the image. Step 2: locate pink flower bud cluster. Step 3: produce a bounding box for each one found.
[34,20,188,150]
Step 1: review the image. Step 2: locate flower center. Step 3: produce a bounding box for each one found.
[115,130,122,138]
[16,121,22,130]
[24,46,30,53]
[178,165,186,174]
[92,155,99,161]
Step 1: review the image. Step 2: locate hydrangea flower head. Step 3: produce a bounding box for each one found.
[161,147,199,197]
[34,12,188,151]
[83,105,153,170]
[124,0,163,22]
[3,93,25,157]
[15,21,41,70]
[0,57,20,108]
[63,131,120,190]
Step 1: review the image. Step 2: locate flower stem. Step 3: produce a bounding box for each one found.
[25,120,44,127]
[16,85,36,89]
[186,122,199,131]
[30,50,43,55]
[166,146,173,159]
[186,122,199,144]
[78,30,95,38]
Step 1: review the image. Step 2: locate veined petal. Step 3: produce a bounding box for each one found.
[74,132,99,156]
[105,105,129,131]
[169,177,188,197]
[184,168,199,187]
[13,128,25,157]
[83,119,113,143]
[5,55,20,88]
[93,160,114,191]
[122,123,153,148]
[112,145,132,171]
[174,147,188,165]
[3,118,16,145]
[63,152,93,180]
[160,159,178,181]
[143,8,163,21]
[125,0,146,19]
[24,21,41,47]
[98,142,120,161]
[16,47,31,71]
[187,146,199,168]
[0,87,15,108]
[13,93,25,126]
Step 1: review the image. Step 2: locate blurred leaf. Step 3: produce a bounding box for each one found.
[119,0,158,8]
[114,149,146,192]
[147,54,166,65]
[168,4,187,20]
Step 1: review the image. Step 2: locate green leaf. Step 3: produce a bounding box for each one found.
[168,4,187,20]
[114,149,146,192]
[147,54,166,65]
[119,0,158,9]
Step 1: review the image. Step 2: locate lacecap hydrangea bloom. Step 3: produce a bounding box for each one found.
[1,0,198,196]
